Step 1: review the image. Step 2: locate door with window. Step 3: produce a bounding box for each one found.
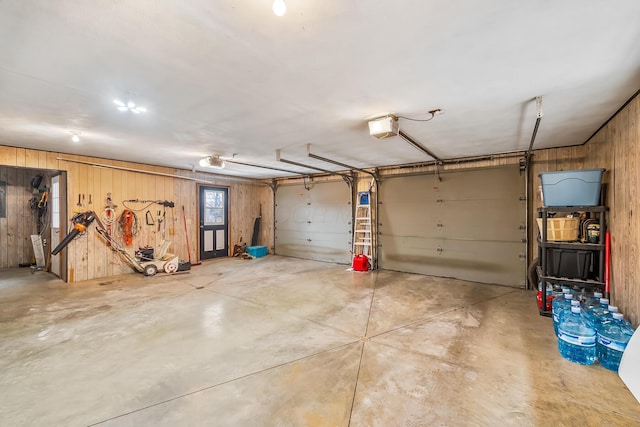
[199,186,229,260]
[50,175,61,277]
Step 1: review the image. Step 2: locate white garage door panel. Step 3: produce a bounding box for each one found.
[381,198,521,241]
[275,181,351,264]
[430,198,523,241]
[380,237,525,286]
[379,166,526,287]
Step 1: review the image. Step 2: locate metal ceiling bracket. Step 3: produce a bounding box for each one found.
[276,149,352,181]
[397,129,442,163]
[525,96,543,170]
[224,158,305,176]
[306,144,380,183]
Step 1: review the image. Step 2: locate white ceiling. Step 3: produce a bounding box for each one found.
[1,1,639,179]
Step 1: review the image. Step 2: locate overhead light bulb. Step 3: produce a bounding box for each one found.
[199,156,225,169]
[70,131,81,143]
[114,98,147,114]
[272,0,286,16]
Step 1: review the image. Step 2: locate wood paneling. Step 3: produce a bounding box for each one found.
[0,166,48,268]
[1,147,273,282]
[530,94,640,327]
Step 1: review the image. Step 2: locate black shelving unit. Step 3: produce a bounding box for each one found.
[537,206,608,316]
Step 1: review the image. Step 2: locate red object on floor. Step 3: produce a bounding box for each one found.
[352,254,369,271]
[537,291,553,311]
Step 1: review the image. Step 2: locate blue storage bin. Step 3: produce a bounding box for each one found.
[247,245,267,257]
[539,169,604,206]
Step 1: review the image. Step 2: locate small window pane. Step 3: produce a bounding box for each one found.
[204,190,225,225]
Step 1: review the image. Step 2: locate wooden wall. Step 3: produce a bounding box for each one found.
[530,94,640,327]
[0,146,274,281]
[0,166,51,268]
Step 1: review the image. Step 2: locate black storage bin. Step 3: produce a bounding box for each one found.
[546,249,593,279]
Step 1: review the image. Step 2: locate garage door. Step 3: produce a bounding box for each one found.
[379,166,526,287]
[275,180,352,264]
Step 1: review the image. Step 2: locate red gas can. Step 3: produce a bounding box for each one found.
[352,254,369,272]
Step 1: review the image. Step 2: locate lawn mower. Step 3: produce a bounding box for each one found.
[52,210,181,276]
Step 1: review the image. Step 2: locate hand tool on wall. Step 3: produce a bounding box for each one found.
[82,194,86,207]
[145,210,155,226]
[251,204,262,246]
[182,205,199,266]
[100,192,117,247]
[77,194,82,207]
[88,194,92,205]
[52,211,96,255]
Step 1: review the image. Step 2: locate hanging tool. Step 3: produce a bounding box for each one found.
[251,204,262,246]
[157,210,163,233]
[77,194,82,207]
[101,193,117,247]
[118,209,139,246]
[52,210,180,276]
[88,194,92,205]
[182,205,200,266]
[82,194,86,207]
[52,211,97,255]
[145,210,155,226]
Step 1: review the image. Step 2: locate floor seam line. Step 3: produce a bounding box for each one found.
[366,289,521,339]
[86,341,361,426]
[348,270,378,426]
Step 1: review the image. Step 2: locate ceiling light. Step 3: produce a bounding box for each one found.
[272,0,286,16]
[199,156,225,169]
[69,131,81,143]
[113,99,147,114]
[368,115,398,139]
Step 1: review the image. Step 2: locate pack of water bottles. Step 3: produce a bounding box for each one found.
[550,286,635,371]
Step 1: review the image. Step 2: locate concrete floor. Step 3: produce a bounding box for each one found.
[1,256,639,426]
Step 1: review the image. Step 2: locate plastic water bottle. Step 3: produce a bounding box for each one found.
[559,299,582,328]
[553,292,574,336]
[557,306,596,365]
[571,286,586,303]
[585,298,609,324]
[596,312,634,371]
[583,291,603,310]
[598,305,619,326]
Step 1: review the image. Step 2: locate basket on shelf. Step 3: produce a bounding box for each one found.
[536,217,580,241]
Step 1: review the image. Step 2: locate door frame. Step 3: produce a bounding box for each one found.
[49,171,68,281]
[197,184,230,260]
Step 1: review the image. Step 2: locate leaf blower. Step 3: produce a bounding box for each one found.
[52,211,97,255]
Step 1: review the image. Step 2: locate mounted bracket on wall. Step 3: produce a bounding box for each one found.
[525,96,543,169]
